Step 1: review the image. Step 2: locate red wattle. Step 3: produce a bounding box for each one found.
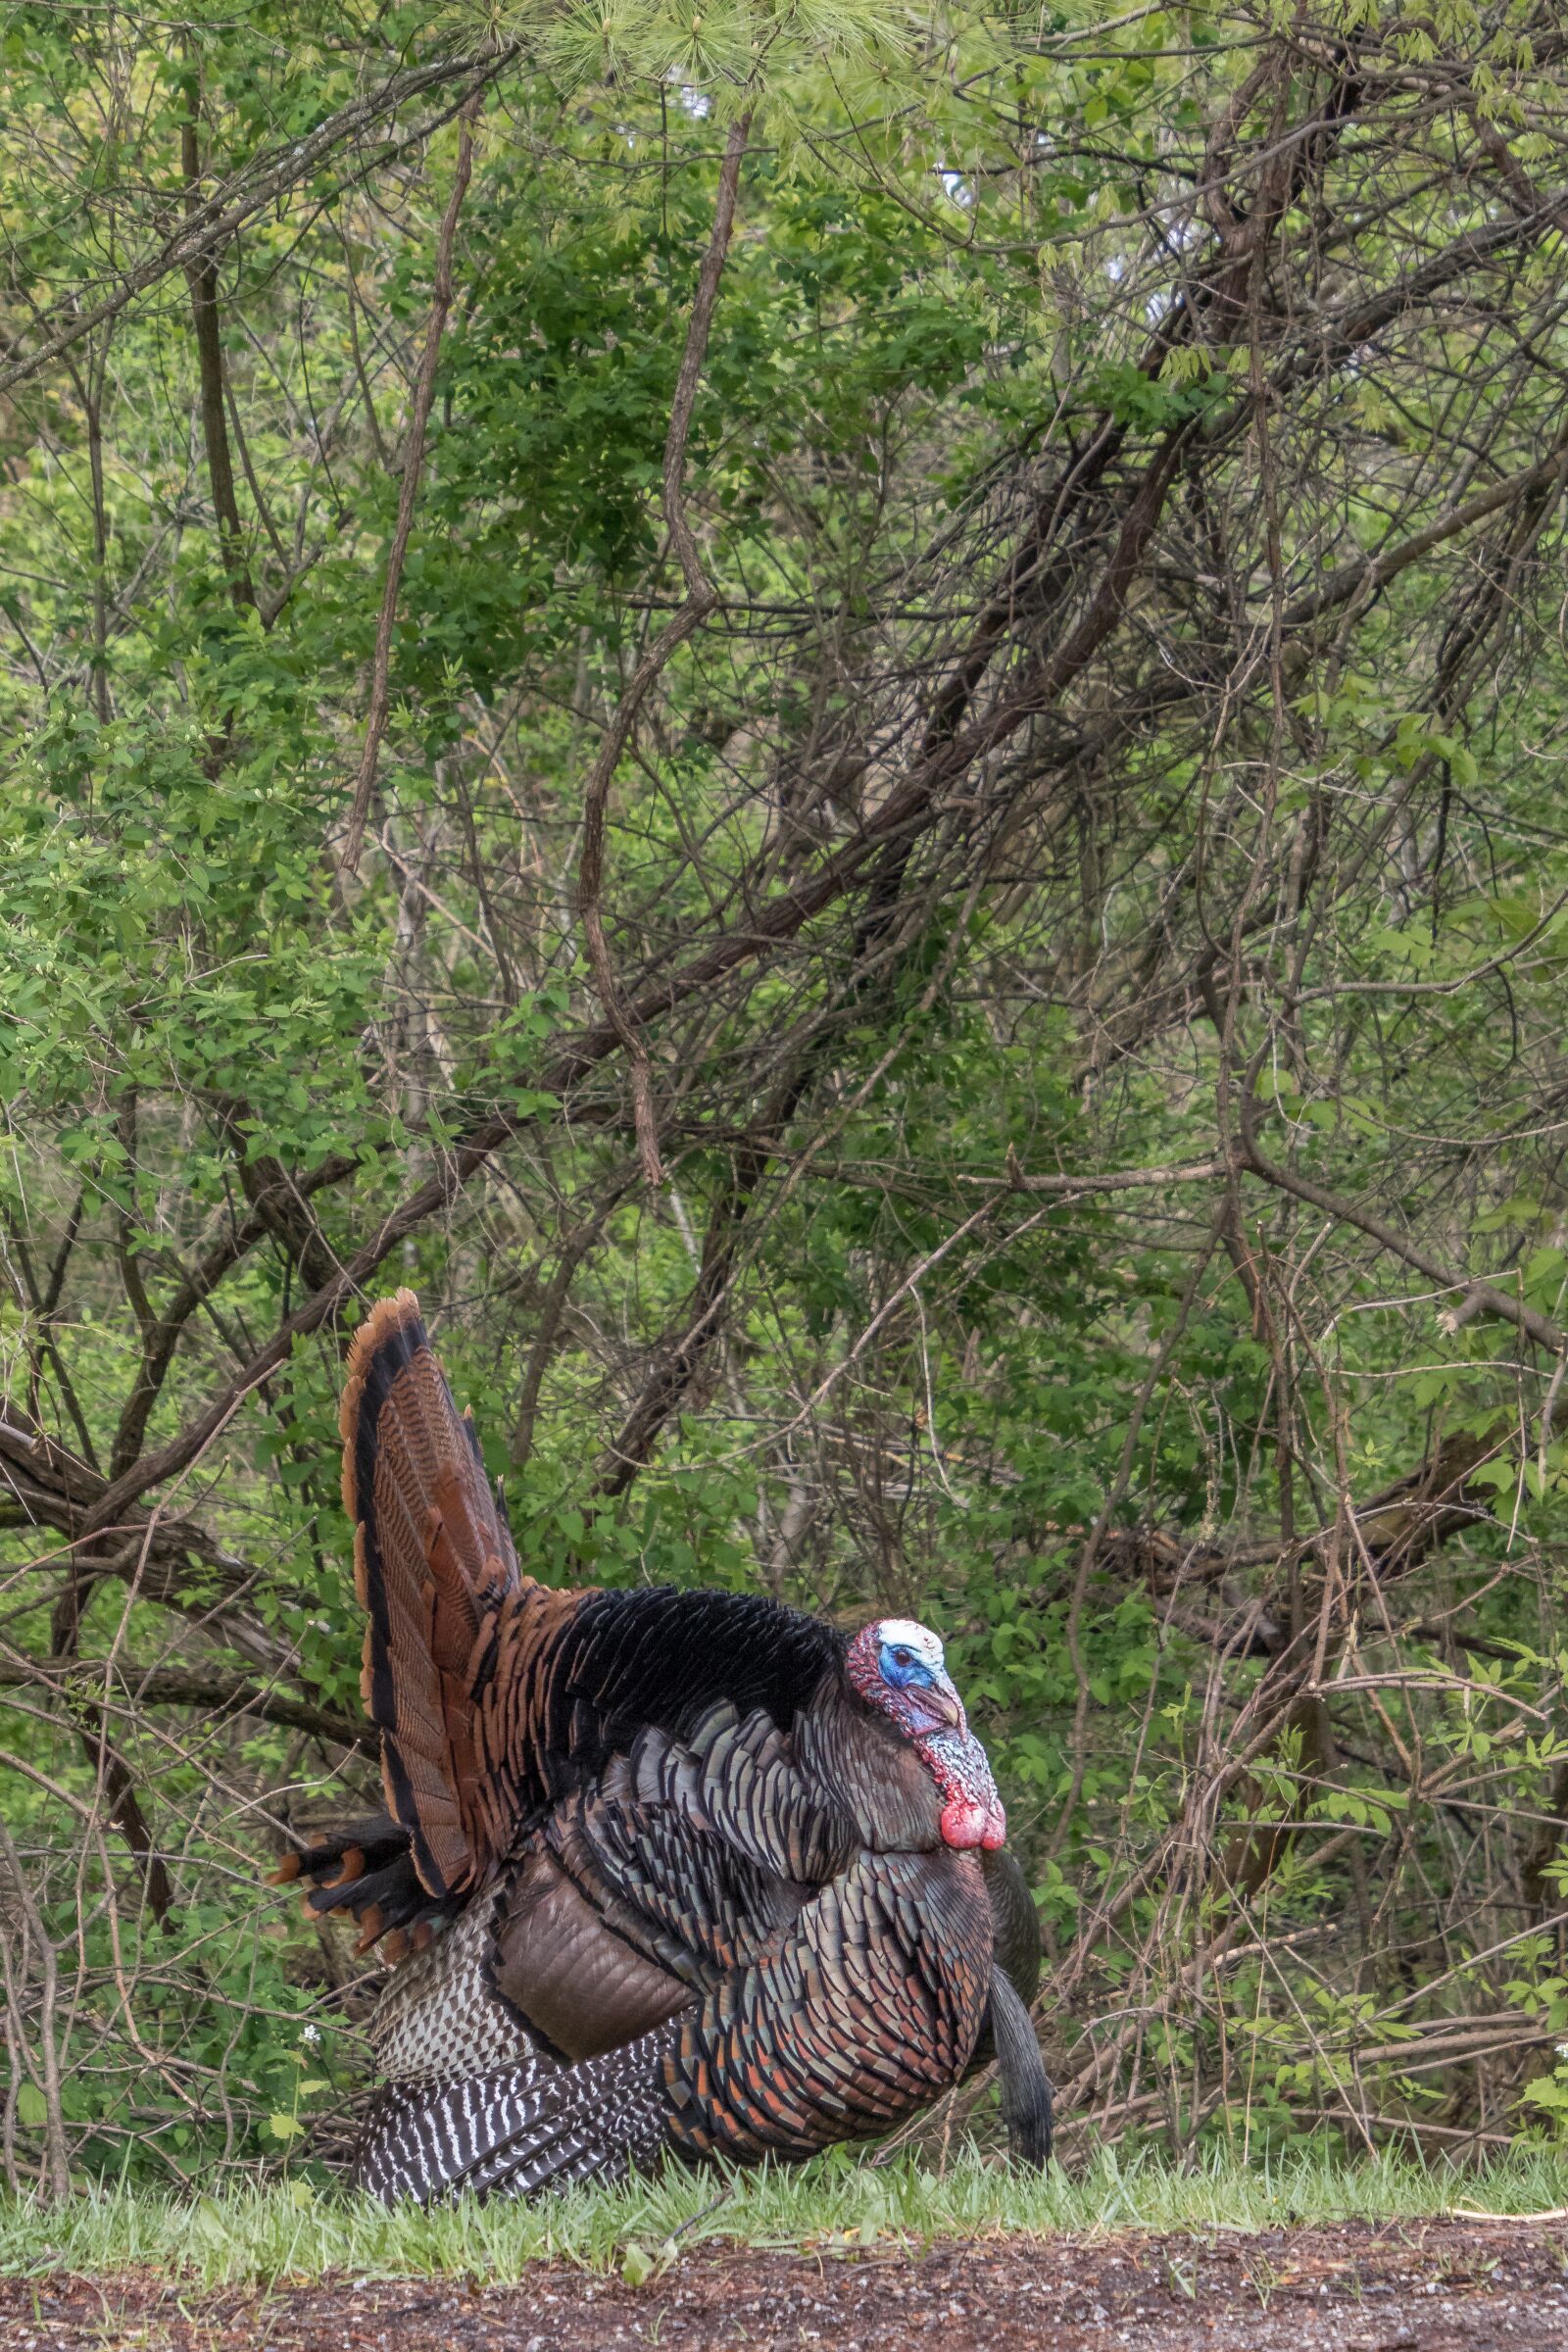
[939,1796,990,1850]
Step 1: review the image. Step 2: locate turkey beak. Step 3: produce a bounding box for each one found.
[924,1672,966,1732]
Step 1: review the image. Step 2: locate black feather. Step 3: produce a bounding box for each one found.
[539,1587,844,1796]
[986,1965,1054,2169]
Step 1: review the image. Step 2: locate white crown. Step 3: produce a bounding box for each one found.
[876,1619,945,1668]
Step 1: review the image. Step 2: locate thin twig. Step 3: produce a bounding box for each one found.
[341,85,484,879]
[576,109,753,1186]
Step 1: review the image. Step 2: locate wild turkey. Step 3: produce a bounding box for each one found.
[276,1291,1052,2201]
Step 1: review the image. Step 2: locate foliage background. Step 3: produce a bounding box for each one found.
[4,0,1568,2193]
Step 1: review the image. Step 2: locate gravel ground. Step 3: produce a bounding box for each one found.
[5,2219,1568,2350]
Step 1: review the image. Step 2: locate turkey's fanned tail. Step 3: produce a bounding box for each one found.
[341,1290,530,1901]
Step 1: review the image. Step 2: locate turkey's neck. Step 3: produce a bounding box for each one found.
[796,1674,950,1852]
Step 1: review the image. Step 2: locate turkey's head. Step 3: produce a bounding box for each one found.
[846,1618,1006,1852]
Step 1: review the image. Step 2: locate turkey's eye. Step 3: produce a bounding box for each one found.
[893,1648,913,1668]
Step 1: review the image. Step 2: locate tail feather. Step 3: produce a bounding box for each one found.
[340,1292,526,1901]
[272,1815,453,1951]
[279,1290,584,1954]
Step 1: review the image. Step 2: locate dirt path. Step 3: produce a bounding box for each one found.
[5,2220,1568,2350]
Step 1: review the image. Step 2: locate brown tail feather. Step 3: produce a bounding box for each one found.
[270,1815,444,1953]
[340,1292,527,1900]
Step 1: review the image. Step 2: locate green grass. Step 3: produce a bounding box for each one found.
[4,2142,1568,2285]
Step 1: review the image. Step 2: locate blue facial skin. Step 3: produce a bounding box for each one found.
[879,1642,937,1690]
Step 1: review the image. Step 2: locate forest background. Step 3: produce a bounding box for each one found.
[3,0,1568,2199]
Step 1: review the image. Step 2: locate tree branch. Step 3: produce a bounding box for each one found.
[1239,1100,1568,1356]
[0,50,517,399]
[0,1658,362,1749]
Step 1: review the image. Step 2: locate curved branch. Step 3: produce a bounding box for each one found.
[0,1657,361,1748]
[1239,1101,1568,1357]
